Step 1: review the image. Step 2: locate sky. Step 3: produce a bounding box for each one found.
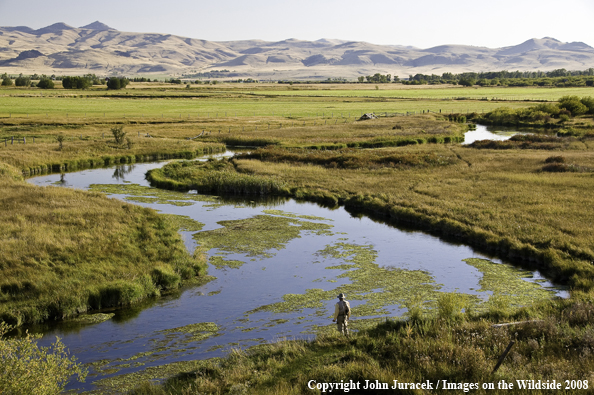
[0,0,593,48]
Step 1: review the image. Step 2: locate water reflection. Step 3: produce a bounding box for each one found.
[464,124,530,145]
[112,164,136,181]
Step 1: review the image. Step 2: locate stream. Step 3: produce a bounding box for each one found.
[26,143,566,393]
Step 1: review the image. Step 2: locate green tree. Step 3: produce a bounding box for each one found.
[1,77,13,86]
[111,126,127,145]
[14,75,31,87]
[62,76,91,89]
[458,78,475,87]
[56,134,65,150]
[0,322,87,394]
[107,77,129,90]
[357,76,365,83]
[37,78,54,89]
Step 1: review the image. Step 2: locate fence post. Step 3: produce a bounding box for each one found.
[11,136,14,145]
[492,341,515,374]
[23,137,26,144]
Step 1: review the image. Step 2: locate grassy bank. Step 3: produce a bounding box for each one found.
[0,135,224,326]
[0,167,210,326]
[0,132,224,176]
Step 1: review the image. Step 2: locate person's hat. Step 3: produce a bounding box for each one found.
[337,293,345,299]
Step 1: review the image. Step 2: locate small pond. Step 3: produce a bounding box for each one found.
[26,150,567,393]
[464,124,531,145]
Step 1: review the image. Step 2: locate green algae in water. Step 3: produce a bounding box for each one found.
[263,209,331,222]
[194,214,334,259]
[89,183,227,208]
[250,242,441,319]
[67,313,114,325]
[250,245,560,329]
[209,256,245,270]
[463,258,557,310]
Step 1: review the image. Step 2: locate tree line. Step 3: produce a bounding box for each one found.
[404,68,594,87]
[0,73,129,90]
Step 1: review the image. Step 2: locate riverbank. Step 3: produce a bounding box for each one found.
[0,138,225,327]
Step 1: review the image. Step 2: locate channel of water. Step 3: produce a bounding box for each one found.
[25,134,565,392]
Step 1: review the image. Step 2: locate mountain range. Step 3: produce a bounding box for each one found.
[1,21,593,80]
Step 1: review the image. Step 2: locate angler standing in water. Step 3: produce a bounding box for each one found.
[333,293,351,335]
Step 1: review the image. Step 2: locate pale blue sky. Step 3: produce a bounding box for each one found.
[1,0,593,48]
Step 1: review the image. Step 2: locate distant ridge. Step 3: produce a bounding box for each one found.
[0,22,593,79]
[80,21,115,31]
[33,22,75,35]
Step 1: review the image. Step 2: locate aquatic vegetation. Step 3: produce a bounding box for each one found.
[194,214,333,259]
[209,256,245,270]
[262,209,330,221]
[89,183,226,208]
[250,244,560,325]
[158,322,220,344]
[464,258,557,310]
[67,313,115,325]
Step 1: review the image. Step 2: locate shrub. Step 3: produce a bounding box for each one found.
[544,155,566,164]
[542,162,572,173]
[0,322,87,394]
[558,95,588,116]
[1,77,13,86]
[581,96,594,114]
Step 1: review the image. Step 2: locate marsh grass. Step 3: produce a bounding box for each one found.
[0,176,209,326]
[129,299,594,394]
[0,135,224,176]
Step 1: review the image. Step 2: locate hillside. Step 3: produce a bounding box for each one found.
[0,22,593,79]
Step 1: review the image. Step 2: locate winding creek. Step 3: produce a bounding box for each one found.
[26,132,566,393]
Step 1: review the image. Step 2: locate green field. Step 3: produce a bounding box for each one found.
[3,84,593,119]
[250,86,594,100]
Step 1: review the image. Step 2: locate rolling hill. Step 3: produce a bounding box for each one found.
[1,22,593,79]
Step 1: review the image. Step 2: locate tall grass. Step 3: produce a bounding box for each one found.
[0,175,208,326]
[147,159,288,196]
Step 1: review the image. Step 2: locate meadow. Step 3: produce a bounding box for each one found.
[0,83,560,119]
[2,83,594,394]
